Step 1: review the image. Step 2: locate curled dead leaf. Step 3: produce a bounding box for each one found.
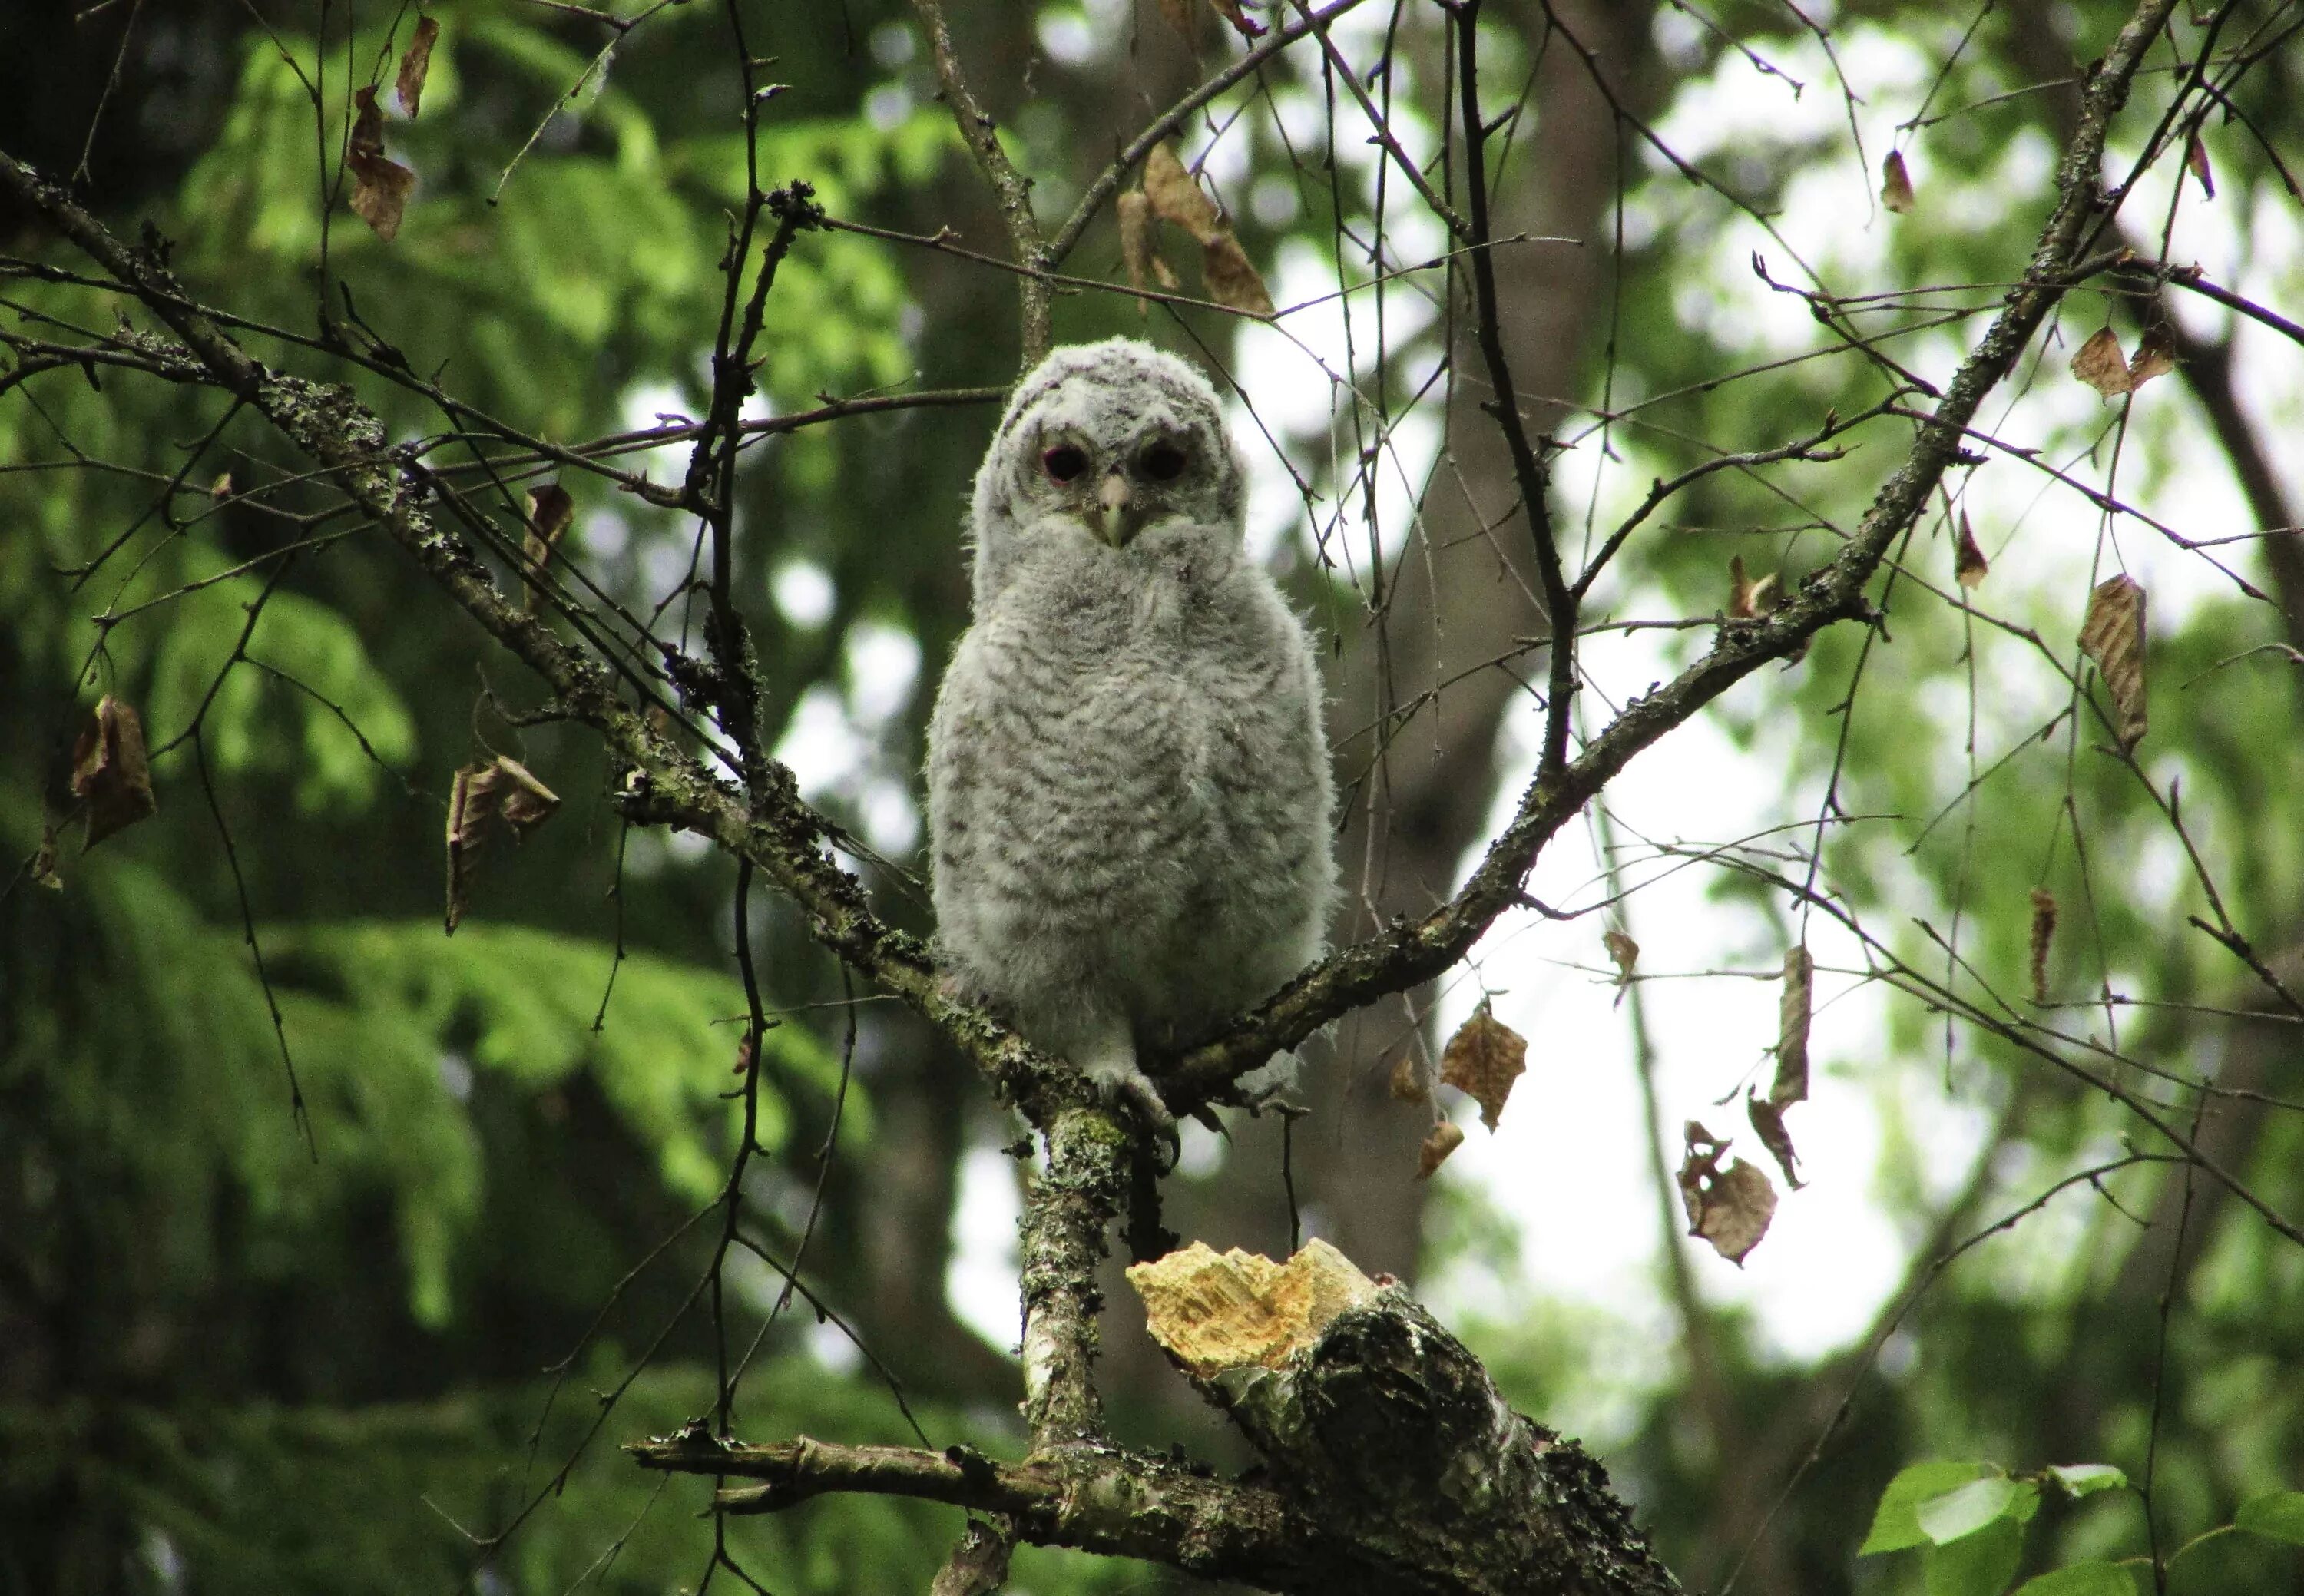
[1387,1053,1427,1103]
[1141,141,1273,316]
[1727,555,1781,620]
[522,483,574,613]
[1880,150,1916,214]
[2186,133,2215,198]
[1955,511,1988,590]
[2071,326,2130,399]
[1603,928,1639,1007]
[2028,886,2059,1004]
[396,15,440,118]
[1746,1091,1802,1189]
[1773,944,1812,1109]
[32,824,64,889]
[1678,1122,1777,1265]
[1415,1118,1465,1180]
[1144,143,1224,243]
[445,754,560,932]
[2077,574,2148,750]
[70,694,157,848]
[1439,1002,1527,1131]
[2127,324,2178,390]
[1117,190,1157,318]
[347,86,415,242]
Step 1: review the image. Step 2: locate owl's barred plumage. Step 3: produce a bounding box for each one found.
[926,338,1336,1134]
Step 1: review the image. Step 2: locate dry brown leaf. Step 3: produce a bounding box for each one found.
[1678,1123,1777,1265]
[1387,1053,1427,1103]
[1200,233,1275,316]
[2127,324,2178,390]
[1726,555,1781,620]
[1415,1119,1465,1180]
[1955,511,1988,590]
[1117,190,1157,318]
[1207,0,1268,41]
[2028,886,2059,1004]
[1144,143,1225,244]
[445,754,561,932]
[396,15,440,118]
[1746,1091,1802,1189]
[2078,574,2148,750]
[1142,142,1273,316]
[1439,1002,1527,1131]
[522,483,574,613]
[69,695,157,848]
[1773,944,1812,1108]
[1603,928,1639,1007]
[347,86,415,242]
[1880,150,1916,214]
[2186,133,2215,198]
[2071,326,2130,398]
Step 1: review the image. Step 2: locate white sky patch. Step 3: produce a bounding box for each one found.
[948,1144,1025,1353]
[773,558,836,629]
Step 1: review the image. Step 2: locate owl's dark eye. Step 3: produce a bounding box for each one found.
[1041,445,1089,483]
[1140,441,1189,482]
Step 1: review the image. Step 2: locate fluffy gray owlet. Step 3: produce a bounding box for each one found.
[926,337,1336,1137]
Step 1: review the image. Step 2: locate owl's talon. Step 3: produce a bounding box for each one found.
[1086,1061,1180,1170]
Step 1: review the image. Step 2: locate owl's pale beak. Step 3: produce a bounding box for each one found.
[1094,470,1137,548]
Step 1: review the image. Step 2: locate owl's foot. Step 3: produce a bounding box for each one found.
[1084,1058,1180,1171]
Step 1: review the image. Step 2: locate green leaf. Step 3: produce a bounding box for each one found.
[2011,1563,2134,1596]
[2236,1490,2304,1546]
[1863,1461,1994,1555]
[1925,1516,2023,1596]
[1920,1477,2027,1545]
[2047,1464,2130,1499]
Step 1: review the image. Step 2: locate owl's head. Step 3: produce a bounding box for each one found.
[969,337,1245,600]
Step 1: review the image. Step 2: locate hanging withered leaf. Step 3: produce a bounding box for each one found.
[69,694,157,848]
[521,483,574,613]
[1746,1093,1802,1189]
[1415,1118,1465,1180]
[396,16,440,118]
[2077,574,2148,750]
[2028,886,2059,1004]
[1201,235,1276,317]
[1603,928,1640,1008]
[346,85,415,242]
[1438,1001,1528,1131]
[2070,326,2131,399]
[2127,324,2179,390]
[1207,0,1268,41]
[1954,511,1988,590]
[444,754,561,932]
[1141,142,1274,316]
[1387,1052,1428,1103]
[1726,554,1782,620]
[1880,150,1916,214]
[1678,1122,1778,1265]
[1117,190,1161,319]
[1773,944,1812,1109]
[2186,133,2215,198]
